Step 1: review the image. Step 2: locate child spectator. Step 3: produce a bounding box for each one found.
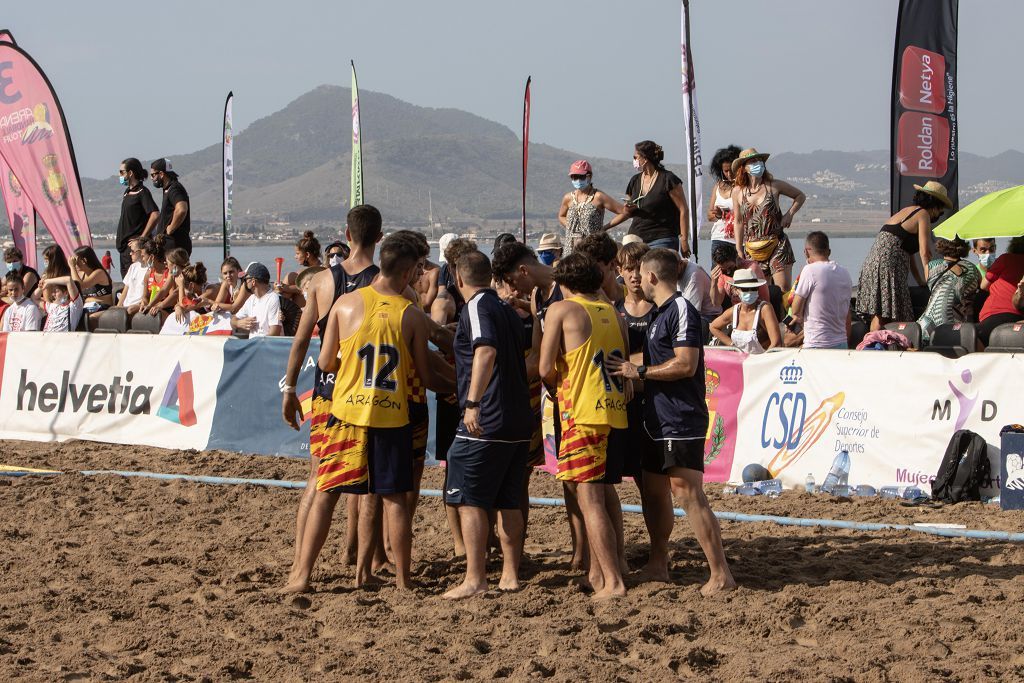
[211,256,249,314]
[138,236,171,318]
[173,262,209,324]
[1,271,42,331]
[115,242,150,316]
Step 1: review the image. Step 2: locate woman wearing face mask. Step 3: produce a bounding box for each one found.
[3,246,40,300]
[709,268,781,353]
[624,141,690,255]
[916,237,980,343]
[707,146,741,255]
[856,181,949,331]
[116,157,159,278]
[558,160,630,255]
[731,148,805,292]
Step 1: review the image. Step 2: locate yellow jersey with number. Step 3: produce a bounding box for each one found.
[556,296,628,429]
[331,287,413,427]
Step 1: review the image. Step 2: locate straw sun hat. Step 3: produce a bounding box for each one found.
[730,148,770,173]
[912,180,953,209]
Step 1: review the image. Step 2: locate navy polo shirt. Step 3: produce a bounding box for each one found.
[642,292,708,441]
[454,288,532,442]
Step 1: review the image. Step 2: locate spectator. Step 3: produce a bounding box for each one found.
[101,250,113,272]
[791,231,853,349]
[278,231,322,307]
[1,271,42,331]
[709,242,769,310]
[138,236,171,316]
[857,181,949,330]
[978,236,1024,347]
[535,233,563,266]
[973,238,998,276]
[173,263,209,324]
[324,241,349,266]
[115,241,150,316]
[731,148,805,292]
[116,157,159,277]
[677,256,720,323]
[150,158,192,255]
[709,269,781,353]
[4,246,40,300]
[146,247,189,318]
[70,246,114,329]
[557,160,630,254]
[915,237,980,343]
[232,262,282,337]
[624,140,689,254]
[39,249,83,332]
[707,145,741,254]
[211,256,249,314]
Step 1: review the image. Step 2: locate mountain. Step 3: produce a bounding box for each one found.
[39,86,1024,238]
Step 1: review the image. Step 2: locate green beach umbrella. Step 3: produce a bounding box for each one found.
[934,185,1024,240]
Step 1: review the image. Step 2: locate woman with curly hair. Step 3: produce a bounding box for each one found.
[706,145,741,255]
[916,237,980,343]
[624,140,690,255]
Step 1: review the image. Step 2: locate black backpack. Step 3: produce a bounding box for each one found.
[931,429,991,503]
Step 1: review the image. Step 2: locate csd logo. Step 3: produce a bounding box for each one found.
[761,392,807,449]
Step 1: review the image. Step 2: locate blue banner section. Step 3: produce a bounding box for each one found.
[207,337,319,458]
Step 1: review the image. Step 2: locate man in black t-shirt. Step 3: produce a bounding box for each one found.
[150,158,192,256]
[443,250,531,599]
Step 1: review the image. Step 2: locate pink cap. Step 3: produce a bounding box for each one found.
[568,160,592,176]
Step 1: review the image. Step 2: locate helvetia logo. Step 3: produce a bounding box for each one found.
[12,363,197,427]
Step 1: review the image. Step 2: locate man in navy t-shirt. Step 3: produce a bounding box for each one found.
[610,248,736,596]
[443,250,531,600]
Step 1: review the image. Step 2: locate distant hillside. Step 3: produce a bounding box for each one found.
[19,85,1024,238]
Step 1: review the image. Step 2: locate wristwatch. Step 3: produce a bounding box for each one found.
[465,400,481,409]
[636,365,647,380]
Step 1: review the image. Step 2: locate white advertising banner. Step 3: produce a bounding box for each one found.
[0,333,226,451]
[730,349,1021,492]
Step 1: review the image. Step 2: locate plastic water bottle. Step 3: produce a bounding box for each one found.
[737,484,760,496]
[902,486,928,501]
[821,451,851,494]
[754,479,783,497]
[805,473,815,494]
[828,484,852,497]
[879,486,900,499]
[879,486,928,500]
[853,485,877,497]
[722,485,737,495]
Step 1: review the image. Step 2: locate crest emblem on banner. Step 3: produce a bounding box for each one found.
[7,169,22,197]
[21,103,54,145]
[704,368,725,463]
[41,154,67,205]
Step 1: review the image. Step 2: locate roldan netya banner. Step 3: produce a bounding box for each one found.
[729,349,1017,493]
[0,333,224,451]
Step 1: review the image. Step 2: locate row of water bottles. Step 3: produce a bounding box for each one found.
[724,451,929,501]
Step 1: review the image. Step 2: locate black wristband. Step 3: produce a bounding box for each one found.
[464,400,481,409]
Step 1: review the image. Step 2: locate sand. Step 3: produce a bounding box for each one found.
[2,438,1023,682]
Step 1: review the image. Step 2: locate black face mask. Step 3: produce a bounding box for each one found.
[153,176,164,189]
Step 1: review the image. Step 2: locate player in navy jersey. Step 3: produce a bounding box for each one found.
[610,248,736,596]
[443,250,532,599]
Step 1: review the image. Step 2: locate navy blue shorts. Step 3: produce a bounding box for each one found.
[641,429,705,474]
[444,438,528,509]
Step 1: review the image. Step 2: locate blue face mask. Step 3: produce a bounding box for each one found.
[119,175,128,186]
[6,261,20,272]
[979,252,996,268]
[739,290,759,305]
[747,161,766,177]
[537,250,558,266]
[571,178,590,190]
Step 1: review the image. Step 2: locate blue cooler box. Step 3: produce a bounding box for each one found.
[1000,433,1024,510]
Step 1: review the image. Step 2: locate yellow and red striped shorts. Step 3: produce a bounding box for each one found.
[309,394,332,461]
[557,423,612,483]
[316,419,369,492]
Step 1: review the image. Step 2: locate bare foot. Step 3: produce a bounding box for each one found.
[592,584,627,601]
[442,581,488,600]
[344,551,357,567]
[570,554,586,571]
[700,575,737,597]
[636,562,670,583]
[498,575,520,592]
[353,573,386,589]
[373,561,396,576]
[588,570,605,594]
[278,579,311,595]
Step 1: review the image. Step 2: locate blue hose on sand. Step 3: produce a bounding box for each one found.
[4,468,1020,542]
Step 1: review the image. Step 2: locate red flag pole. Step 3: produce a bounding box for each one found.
[521,76,531,243]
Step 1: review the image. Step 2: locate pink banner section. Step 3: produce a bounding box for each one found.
[0,42,91,261]
[702,349,744,482]
[0,153,37,268]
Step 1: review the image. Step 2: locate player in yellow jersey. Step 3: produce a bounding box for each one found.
[539,252,631,600]
[282,235,452,593]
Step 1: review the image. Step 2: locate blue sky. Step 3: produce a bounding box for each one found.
[5,0,1019,177]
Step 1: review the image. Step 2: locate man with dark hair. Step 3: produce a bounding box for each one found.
[232,263,282,337]
[443,250,532,599]
[117,157,159,276]
[150,158,192,256]
[791,231,852,349]
[281,204,383,585]
[609,248,736,596]
[575,232,622,303]
[3,246,39,300]
[540,253,630,599]
[284,235,453,593]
